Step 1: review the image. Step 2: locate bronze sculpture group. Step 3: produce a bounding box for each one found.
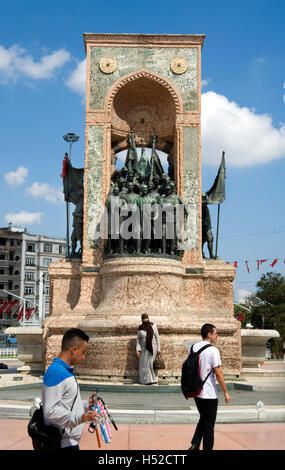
[63,133,224,260]
[105,134,188,258]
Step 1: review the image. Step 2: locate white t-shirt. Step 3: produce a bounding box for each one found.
[188,340,222,399]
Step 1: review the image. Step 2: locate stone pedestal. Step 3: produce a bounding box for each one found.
[5,326,43,374]
[44,256,240,381]
[241,329,280,368]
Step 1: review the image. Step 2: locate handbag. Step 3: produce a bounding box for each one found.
[153,351,165,369]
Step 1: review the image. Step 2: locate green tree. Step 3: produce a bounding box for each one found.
[247,272,285,358]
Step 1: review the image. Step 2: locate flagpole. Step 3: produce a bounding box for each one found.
[63,133,79,257]
[215,203,220,259]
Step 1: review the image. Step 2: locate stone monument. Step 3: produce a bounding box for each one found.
[44,34,241,382]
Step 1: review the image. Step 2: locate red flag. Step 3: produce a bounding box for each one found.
[60,153,68,178]
[270,258,278,267]
[26,307,37,320]
[260,259,267,265]
[245,261,250,273]
[257,260,260,270]
[234,261,238,268]
[17,304,24,321]
[6,300,18,314]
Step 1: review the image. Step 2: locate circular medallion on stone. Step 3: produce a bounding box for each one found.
[170,57,188,74]
[99,57,117,74]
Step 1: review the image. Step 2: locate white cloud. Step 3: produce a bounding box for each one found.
[15,49,71,79]
[5,211,43,225]
[26,182,64,204]
[202,91,285,167]
[0,44,70,83]
[237,289,252,304]
[65,59,86,95]
[4,166,28,186]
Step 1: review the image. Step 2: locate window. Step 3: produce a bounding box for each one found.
[0,238,6,246]
[0,283,4,289]
[25,272,34,281]
[24,286,34,295]
[26,243,35,252]
[44,286,50,295]
[0,268,5,275]
[26,257,35,266]
[44,243,52,253]
[0,254,5,260]
[59,245,66,254]
[43,258,52,267]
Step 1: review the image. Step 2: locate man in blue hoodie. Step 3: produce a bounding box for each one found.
[42,328,98,450]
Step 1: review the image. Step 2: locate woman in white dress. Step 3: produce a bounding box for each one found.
[136,313,160,385]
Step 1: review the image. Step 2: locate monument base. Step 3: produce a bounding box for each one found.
[44,256,241,379]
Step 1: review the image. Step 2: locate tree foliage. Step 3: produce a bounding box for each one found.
[246,272,285,357]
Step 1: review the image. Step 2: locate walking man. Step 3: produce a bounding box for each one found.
[189,323,230,451]
[42,328,99,450]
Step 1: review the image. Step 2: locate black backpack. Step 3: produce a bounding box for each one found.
[27,404,64,450]
[28,383,79,450]
[181,343,213,399]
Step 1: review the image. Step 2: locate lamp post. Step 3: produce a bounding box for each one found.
[62,133,79,256]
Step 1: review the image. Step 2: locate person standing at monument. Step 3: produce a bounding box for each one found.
[136,314,160,385]
[42,328,99,450]
[188,323,230,451]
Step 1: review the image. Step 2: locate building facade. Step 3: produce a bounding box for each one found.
[0,225,66,326]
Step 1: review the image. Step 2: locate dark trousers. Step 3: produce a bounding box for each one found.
[60,445,80,451]
[191,397,218,450]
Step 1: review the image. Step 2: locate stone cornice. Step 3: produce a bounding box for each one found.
[83,33,205,52]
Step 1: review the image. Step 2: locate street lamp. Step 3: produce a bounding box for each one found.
[62,133,79,256]
[63,133,79,162]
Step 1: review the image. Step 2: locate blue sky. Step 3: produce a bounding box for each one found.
[0,0,284,302]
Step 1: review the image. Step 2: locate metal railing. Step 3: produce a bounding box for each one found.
[0,347,18,358]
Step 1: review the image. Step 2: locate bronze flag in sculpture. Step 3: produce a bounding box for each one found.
[206,151,226,205]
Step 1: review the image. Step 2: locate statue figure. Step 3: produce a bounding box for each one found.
[135,184,160,254]
[111,169,122,190]
[125,133,139,175]
[137,146,151,182]
[202,193,215,259]
[121,181,140,254]
[105,185,126,255]
[158,173,172,196]
[160,184,188,255]
[149,136,163,185]
[148,181,160,204]
[70,189,84,256]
